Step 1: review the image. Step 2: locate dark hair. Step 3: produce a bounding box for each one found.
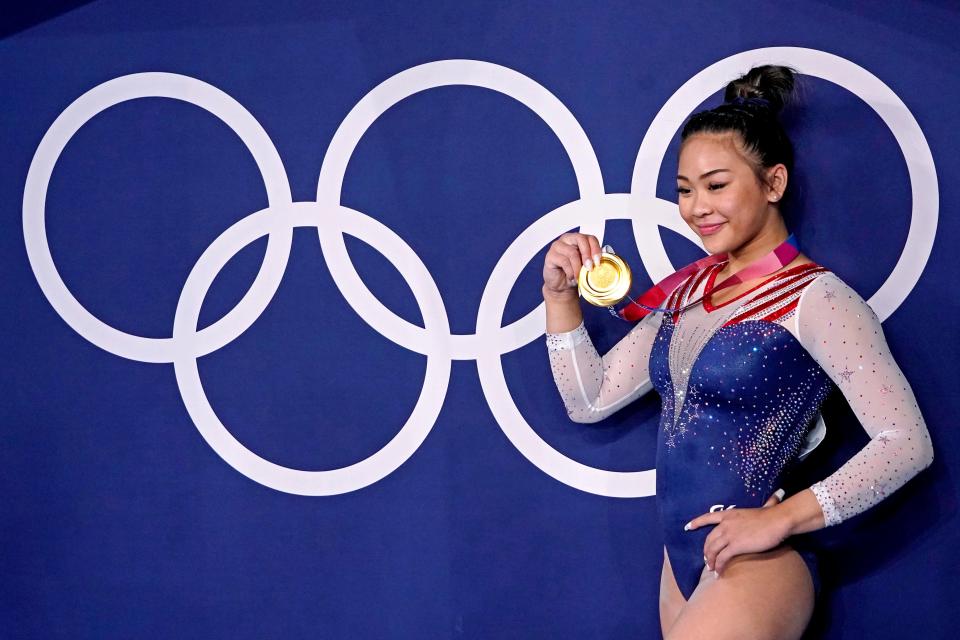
[681,65,797,189]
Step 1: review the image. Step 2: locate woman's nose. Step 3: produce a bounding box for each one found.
[692,194,713,217]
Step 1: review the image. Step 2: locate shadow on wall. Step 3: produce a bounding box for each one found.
[2,1,98,39]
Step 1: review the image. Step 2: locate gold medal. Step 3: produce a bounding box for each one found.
[578,251,632,307]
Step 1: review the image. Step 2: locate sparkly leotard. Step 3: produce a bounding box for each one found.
[546,261,934,600]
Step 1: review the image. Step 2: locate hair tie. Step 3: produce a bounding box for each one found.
[730,96,772,109]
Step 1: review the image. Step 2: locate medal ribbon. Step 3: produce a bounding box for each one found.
[617,234,800,321]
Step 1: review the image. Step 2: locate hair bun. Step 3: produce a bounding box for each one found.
[723,65,796,116]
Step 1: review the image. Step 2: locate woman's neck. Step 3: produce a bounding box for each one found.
[723,217,789,278]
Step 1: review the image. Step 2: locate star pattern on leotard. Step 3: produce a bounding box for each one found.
[838,367,855,383]
[823,289,836,301]
[678,401,700,439]
[870,481,889,498]
[662,382,706,448]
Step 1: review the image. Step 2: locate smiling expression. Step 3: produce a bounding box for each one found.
[676,133,786,256]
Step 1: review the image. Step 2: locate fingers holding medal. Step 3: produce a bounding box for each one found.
[543,233,602,295]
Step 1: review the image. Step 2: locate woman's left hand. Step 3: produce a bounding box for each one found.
[685,492,792,576]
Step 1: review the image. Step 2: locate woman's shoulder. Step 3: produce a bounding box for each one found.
[794,264,861,301]
[794,267,883,341]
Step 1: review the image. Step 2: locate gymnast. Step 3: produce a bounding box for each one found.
[542,65,934,639]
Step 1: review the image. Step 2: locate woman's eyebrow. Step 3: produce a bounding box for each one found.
[676,168,732,181]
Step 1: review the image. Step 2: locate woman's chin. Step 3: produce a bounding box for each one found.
[700,235,727,255]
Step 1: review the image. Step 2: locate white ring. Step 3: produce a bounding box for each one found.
[631,47,938,319]
[316,59,607,360]
[22,72,294,362]
[476,193,677,497]
[172,202,451,495]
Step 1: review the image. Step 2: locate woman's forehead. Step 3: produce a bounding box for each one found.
[678,133,751,172]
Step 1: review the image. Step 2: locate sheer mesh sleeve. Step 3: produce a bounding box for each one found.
[796,272,934,527]
[545,311,662,424]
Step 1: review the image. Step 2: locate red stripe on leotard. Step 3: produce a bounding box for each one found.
[723,265,828,326]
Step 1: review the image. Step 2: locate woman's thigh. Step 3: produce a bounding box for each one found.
[665,544,814,640]
[659,547,686,637]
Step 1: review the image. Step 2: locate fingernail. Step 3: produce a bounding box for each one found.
[584,259,592,271]
[569,278,577,287]
[703,555,708,565]
[714,571,719,579]
[593,253,601,265]
[683,522,692,531]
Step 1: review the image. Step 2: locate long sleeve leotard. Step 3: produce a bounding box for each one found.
[546,261,934,597]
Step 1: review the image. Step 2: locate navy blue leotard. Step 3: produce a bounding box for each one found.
[649,312,832,598]
[648,263,833,598]
[546,260,934,602]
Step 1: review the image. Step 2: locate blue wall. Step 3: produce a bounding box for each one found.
[2,2,957,638]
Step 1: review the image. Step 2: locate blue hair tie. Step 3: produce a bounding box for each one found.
[730,96,772,109]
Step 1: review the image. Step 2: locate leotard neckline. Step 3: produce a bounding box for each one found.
[702,261,820,313]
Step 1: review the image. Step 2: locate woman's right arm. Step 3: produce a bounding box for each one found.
[543,233,662,424]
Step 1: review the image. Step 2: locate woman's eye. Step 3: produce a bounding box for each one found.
[708,183,726,191]
[675,187,690,195]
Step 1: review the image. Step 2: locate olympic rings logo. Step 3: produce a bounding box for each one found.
[23,47,938,497]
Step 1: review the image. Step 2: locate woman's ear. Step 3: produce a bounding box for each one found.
[765,164,788,203]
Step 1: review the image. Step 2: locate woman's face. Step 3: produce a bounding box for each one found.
[676,133,784,255]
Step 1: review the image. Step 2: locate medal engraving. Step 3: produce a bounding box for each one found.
[578,251,632,307]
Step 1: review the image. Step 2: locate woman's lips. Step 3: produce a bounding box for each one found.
[698,222,726,236]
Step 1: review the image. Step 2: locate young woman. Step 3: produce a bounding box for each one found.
[542,65,934,639]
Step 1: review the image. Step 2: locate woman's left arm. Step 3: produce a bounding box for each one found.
[788,272,934,529]
[690,272,934,574]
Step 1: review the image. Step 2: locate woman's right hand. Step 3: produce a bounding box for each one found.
[543,233,603,297]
